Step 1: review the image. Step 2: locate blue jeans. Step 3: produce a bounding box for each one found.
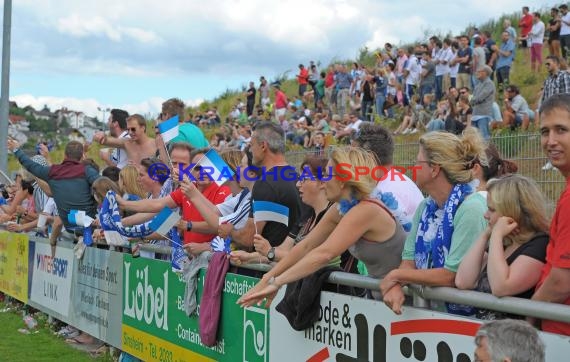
[472,116,491,141]
[404,84,415,106]
[435,75,443,101]
[450,77,456,88]
[362,100,373,121]
[375,94,386,118]
[420,84,433,100]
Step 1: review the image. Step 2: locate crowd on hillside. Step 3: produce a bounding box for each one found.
[1,4,570,360]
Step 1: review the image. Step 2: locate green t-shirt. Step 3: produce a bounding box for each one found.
[170,123,209,148]
[316,79,325,97]
[402,192,487,272]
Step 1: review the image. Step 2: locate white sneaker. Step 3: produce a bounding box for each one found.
[402,128,411,135]
[542,161,554,171]
[410,128,419,134]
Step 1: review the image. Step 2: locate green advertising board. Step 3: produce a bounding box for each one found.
[122,255,269,362]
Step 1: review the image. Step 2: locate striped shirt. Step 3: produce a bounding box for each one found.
[218,189,251,230]
[541,70,570,104]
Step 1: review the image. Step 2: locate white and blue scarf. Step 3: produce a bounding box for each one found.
[415,183,475,316]
[100,191,154,238]
[100,190,188,272]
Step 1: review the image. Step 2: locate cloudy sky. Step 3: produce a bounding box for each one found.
[3,0,553,118]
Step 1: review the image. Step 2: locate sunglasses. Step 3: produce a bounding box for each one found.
[545,62,552,66]
[128,127,138,133]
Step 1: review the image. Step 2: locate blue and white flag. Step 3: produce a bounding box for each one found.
[157,115,179,143]
[211,236,231,254]
[253,201,289,226]
[149,207,181,236]
[68,210,95,246]
[68,210,94,228]
[169,229,189,273]
[197,149,235,186]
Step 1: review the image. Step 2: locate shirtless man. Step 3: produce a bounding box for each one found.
[93,114,157,166]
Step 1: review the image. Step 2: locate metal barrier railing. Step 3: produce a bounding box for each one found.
[138,243,570,324]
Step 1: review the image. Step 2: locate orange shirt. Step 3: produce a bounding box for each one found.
[537,177,570,335]
[297,68,309,85]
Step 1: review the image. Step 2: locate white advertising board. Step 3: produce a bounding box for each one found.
[29,241,74,317]
[270,291,570,361]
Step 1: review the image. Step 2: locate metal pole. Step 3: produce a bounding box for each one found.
[0,0,12,174]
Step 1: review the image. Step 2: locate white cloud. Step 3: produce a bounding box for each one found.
[56,14,162,44]
[10,0,552,107]
[57,14,122,41]
[10,94,204,119]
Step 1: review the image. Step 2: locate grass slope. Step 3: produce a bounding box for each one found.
[0,303,112,362]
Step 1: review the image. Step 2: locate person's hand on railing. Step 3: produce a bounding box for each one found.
[382,284,405,315]
[379,272,399,296]
[6,223,24,233]
[183,242,210,256]
[237,278,279,308]
[229,250,249,265]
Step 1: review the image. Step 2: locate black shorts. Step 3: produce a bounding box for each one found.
[520,38,528,48]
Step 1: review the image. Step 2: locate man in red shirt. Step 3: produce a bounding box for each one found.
[296,64,309,97]
[532,94,570,335]
[519,6,534,50]
[324,65,336,110]
[119,145,230,254]
[273,83,288,119]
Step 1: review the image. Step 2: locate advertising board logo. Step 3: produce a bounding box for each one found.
[243,306,268,362]
[123,261,169,331]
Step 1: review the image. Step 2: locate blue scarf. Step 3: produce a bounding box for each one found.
[415,183,475,316]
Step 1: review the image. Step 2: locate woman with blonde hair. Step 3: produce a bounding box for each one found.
[381,128,488,315]
[119,165,146,201]
[238,146,406,305]
[455,174,549,320]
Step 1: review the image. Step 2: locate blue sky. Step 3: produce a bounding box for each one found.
[3,0,554,118]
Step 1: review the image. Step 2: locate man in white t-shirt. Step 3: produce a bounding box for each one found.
[529,11,546,73]
[335,111,363,141]
[100,109,130,169]
[350,123,424,233]
[404,47,421,105]
[435,39,454,101]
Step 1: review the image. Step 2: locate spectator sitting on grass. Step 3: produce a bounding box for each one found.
[502,85,535,130]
